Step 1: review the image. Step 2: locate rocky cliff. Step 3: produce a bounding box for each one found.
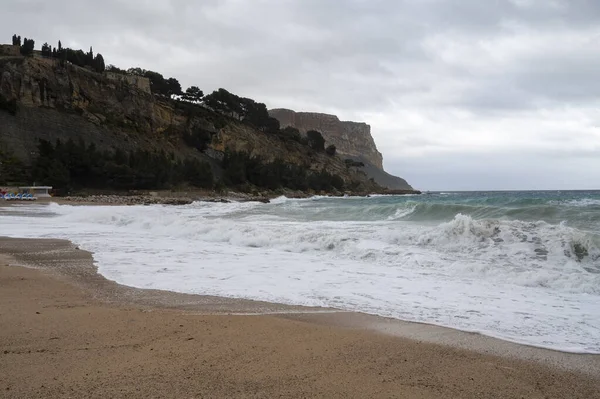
[268,108,412,190]
[269,108,383,169]
[0,56,381,192]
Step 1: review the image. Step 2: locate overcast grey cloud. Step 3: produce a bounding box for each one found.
[3,0,600,190]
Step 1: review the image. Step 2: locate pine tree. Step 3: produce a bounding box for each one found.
[182,86,204,103]
[93,54,105,73]
[20,38,35,56]
[87,46,94,66]
[41,42,51,57]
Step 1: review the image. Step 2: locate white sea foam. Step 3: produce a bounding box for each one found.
[1,200,599,353]
[563,198,600,207]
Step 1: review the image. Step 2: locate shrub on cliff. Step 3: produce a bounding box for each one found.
[222,149,344,192]
[127,68,182,97]
[325,144,337,156]
[204,89,280,134]
[54,46,106,73]
[182,86,204,103]
[307,130,326,151]
[20,38,34,56]
[41,43,51,57]
[183,128,213,152]
[279,127,309,146]
[280,126,301,141]
[106,64,126,74]
[308,170,344,191]
[204,88,245,119]
[94,54,105,73]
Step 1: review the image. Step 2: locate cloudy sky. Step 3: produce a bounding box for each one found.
[4,0,600,190]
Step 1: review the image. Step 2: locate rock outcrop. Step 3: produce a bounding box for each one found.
[269,108,412,190]
[0,56,380,192]
[269,108,383,169]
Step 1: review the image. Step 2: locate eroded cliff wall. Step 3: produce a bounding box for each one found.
[0,56,378,191]
[269,108,383,169]
[268,108,412,190]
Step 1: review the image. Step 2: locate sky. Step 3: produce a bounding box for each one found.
[3,0,600,190]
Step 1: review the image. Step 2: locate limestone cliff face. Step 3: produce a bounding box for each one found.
[269,108,383,169]
[0,56,378,191]
[269,108,412,190]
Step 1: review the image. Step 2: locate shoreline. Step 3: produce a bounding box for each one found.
[1,203,599,356]
[1,236,600,378]
[1,187,422,207]
[2,201,597,361]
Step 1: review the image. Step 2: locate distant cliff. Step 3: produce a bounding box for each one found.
[269,108,412,190]
[269,109,383,169]
[0,56,381,193]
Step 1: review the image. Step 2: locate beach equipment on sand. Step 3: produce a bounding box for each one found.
[18,186,53,198]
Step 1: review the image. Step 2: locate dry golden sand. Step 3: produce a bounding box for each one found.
[1,237,599,398]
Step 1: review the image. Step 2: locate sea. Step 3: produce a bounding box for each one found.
[1,190,599,353]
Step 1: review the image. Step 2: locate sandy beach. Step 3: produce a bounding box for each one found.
[1,236,599,398]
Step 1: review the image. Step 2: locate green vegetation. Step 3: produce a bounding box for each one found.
[223,150,344,192]
[41,42,51,57]
[10,33,106,72]
[18,140,346,193]
[307,130,326,151]
[31,139,213,192]
[183,127,214,152]
[182,86,204,103]
[203,88,280,134]
[58,46,106,73]
[0,140,28,185]
[20,38,34,56]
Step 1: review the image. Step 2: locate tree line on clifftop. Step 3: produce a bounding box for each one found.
[12,34,106,73]
[1,34,358,193]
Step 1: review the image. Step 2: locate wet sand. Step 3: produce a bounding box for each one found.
[1,236,599,398]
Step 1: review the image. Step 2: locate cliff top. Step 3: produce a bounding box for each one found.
[269,108,370,127]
